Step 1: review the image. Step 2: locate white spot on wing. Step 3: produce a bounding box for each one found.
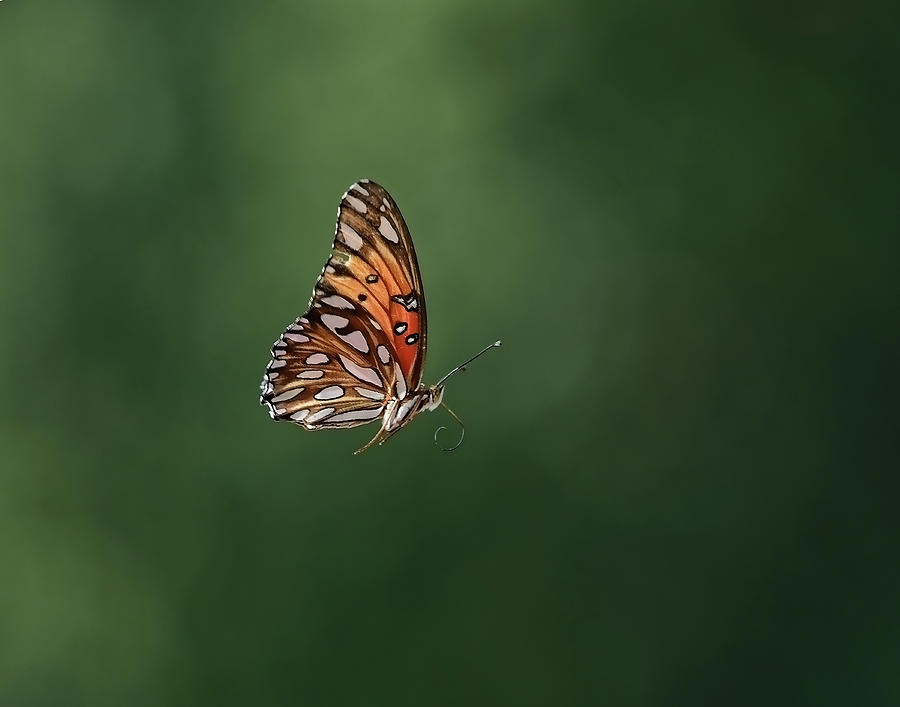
[345,195,367,213]
[377,345,391,364]
[351,183,370,196]
[305,353,329,365]
[339,222,363,250]
[284,333,309,343]
[321,294,355,310]
[271,388,304,403]
[269,359,287,369]
[322,313,349,332]
[341,329,369,353]
[298,370,324,379]
[355,387,385,401]
[368,317,382,331]
[379,216,399,243]
[314,385,345,401]
[394,361,407,399]
[306,407,335,424]
[290,409,309,421]
[339,355,382,387]
[327,408,383,423]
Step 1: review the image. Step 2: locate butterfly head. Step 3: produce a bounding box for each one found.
[424,384,445,412]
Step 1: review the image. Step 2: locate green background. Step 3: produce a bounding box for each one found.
[1,1,897,705]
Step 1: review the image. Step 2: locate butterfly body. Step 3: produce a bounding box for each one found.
[260,179,444,454]
[354,384,445,454]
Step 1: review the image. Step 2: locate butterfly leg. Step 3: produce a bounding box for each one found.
[353,433,381,455]
[354,426,391,455]
[353,422,408,455]
[433,402,465,452]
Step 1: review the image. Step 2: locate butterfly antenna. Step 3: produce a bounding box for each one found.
[434,402,465,452]
[434,340,503,388]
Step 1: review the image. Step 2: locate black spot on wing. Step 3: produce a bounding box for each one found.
[390,292,419,312]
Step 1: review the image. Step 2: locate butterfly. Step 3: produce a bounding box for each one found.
[259,179,501,454]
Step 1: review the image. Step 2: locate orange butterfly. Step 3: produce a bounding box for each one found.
[259,180,501,454]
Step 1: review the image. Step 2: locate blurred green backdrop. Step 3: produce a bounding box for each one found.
[1,0,898,705]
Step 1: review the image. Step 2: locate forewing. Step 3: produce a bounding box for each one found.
[325,180,427,390]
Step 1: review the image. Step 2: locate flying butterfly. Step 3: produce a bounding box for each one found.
[259,179,501,454]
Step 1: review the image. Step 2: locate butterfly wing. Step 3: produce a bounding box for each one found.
[259,312,390,428]
[260,179,428,430]
[328,179,428,388]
